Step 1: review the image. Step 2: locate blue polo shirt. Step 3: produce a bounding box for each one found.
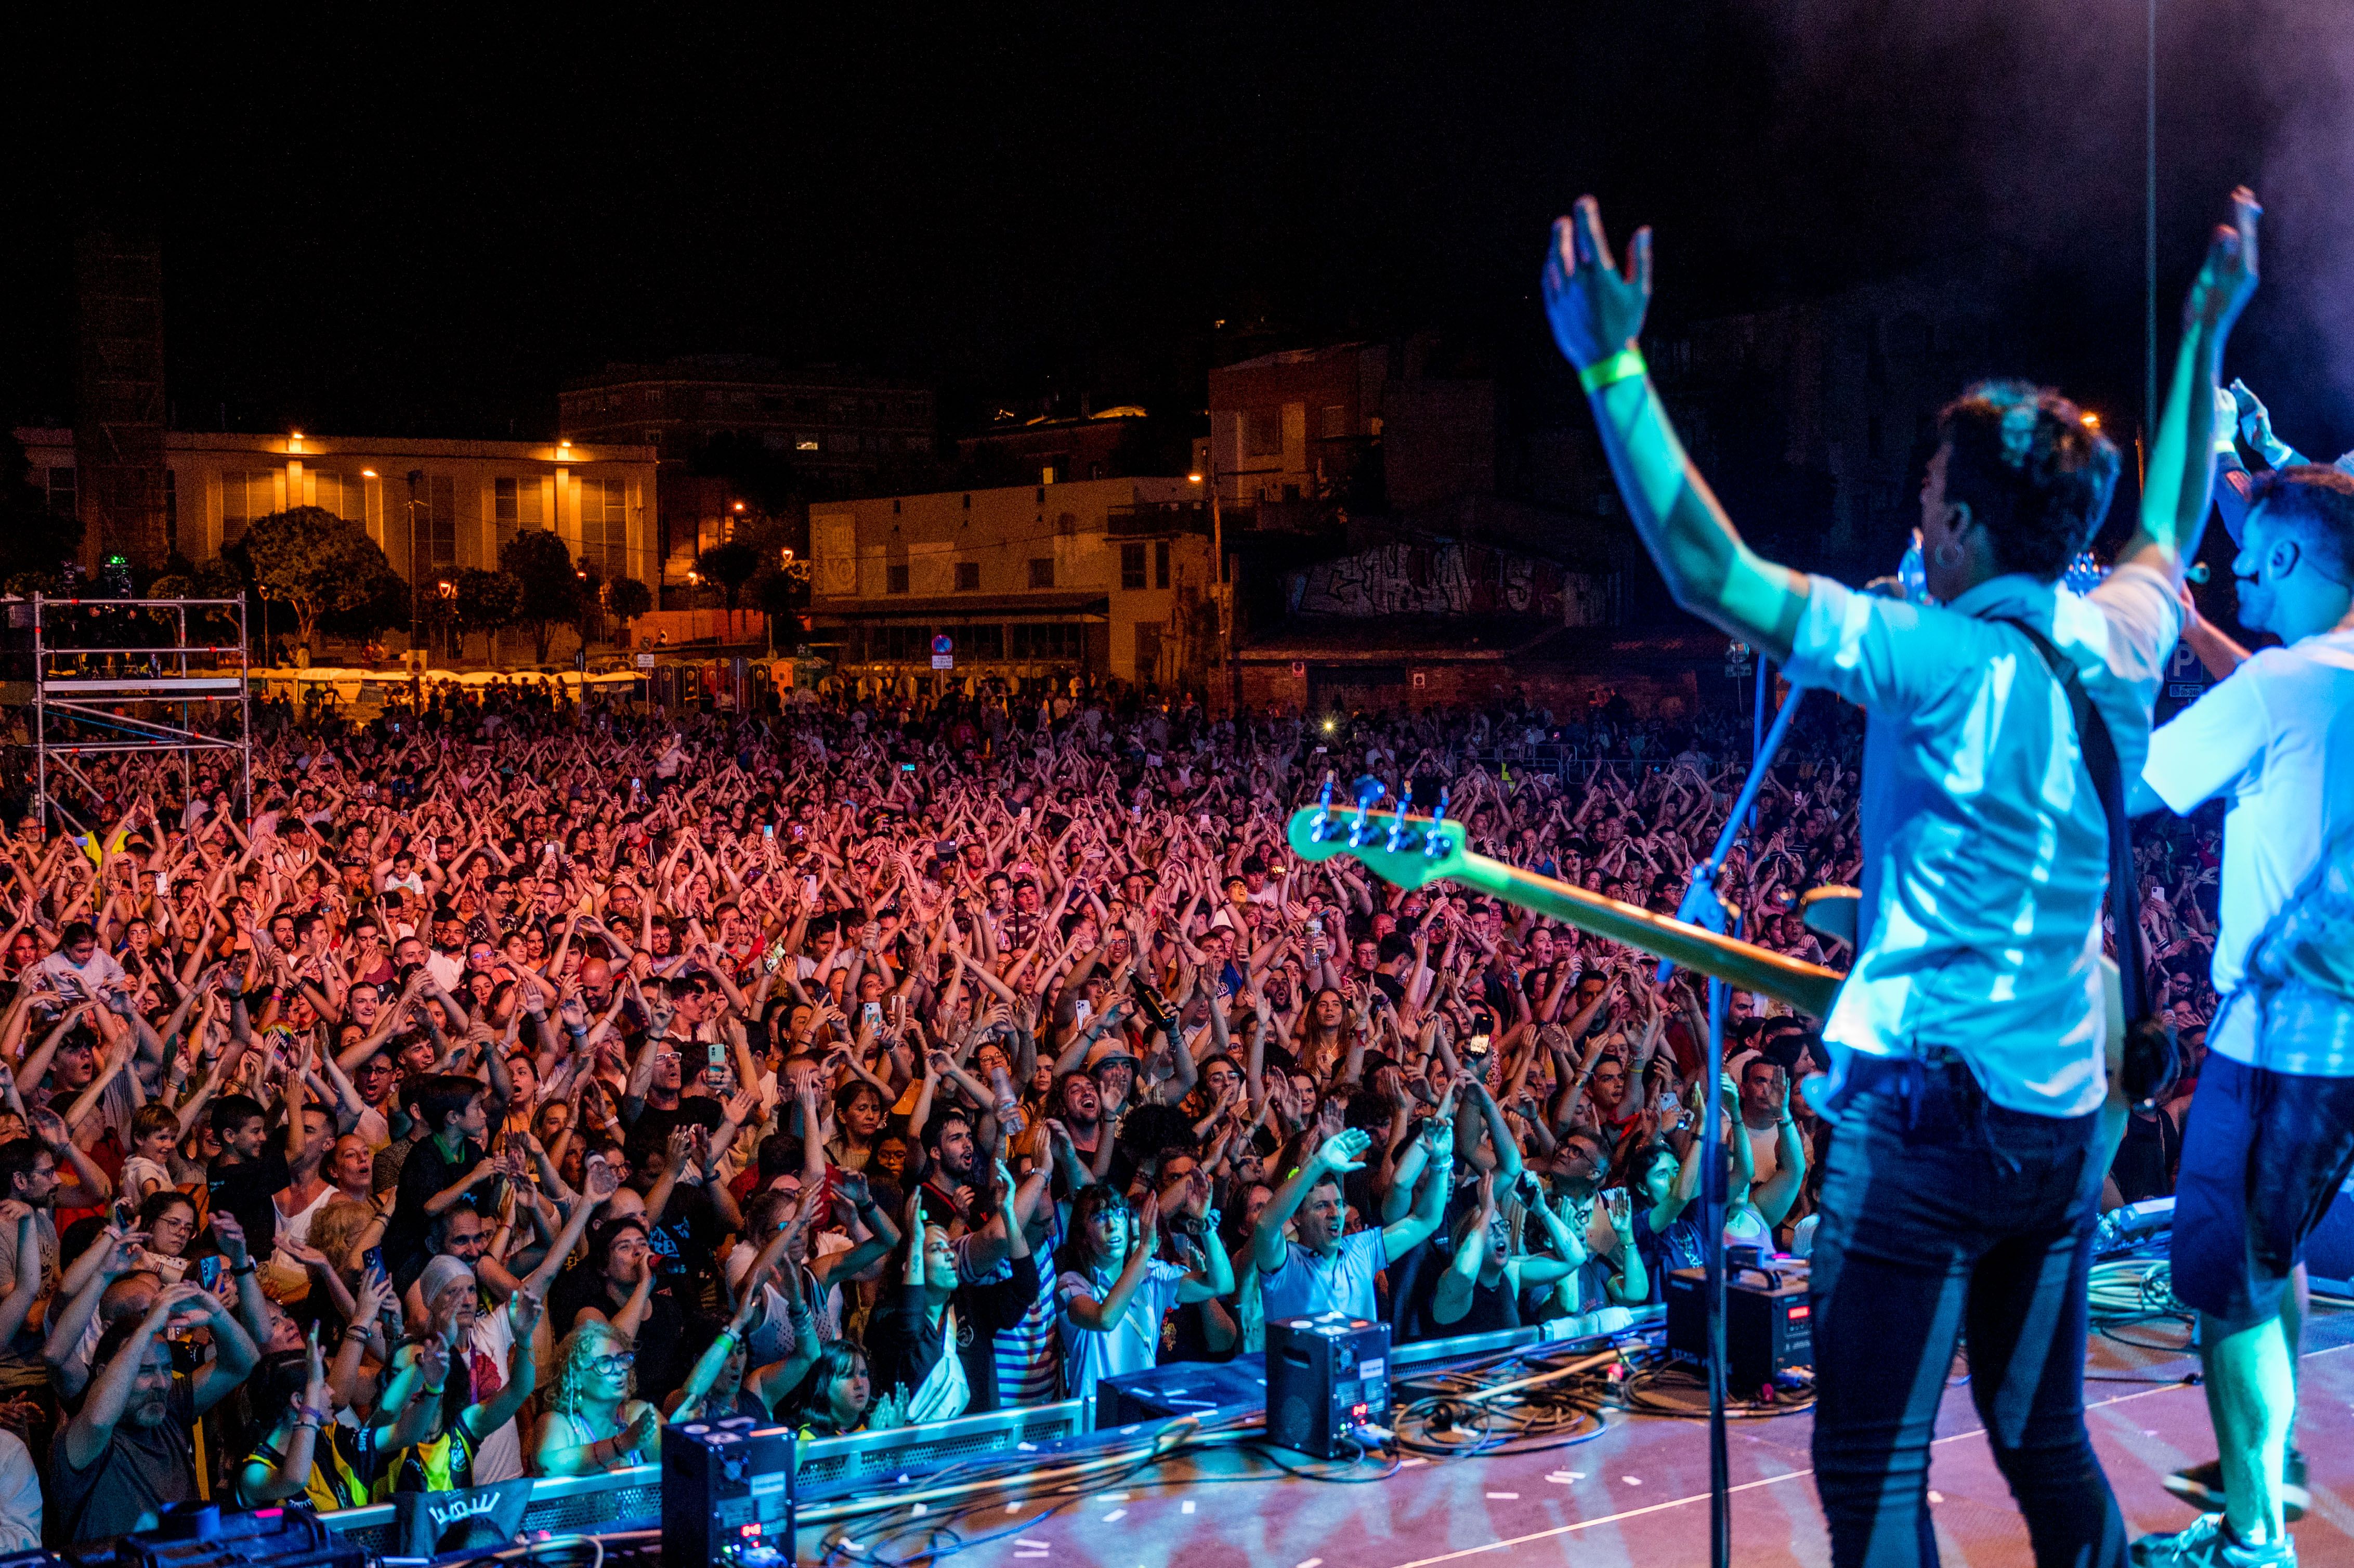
[1259,1226,1389,1324]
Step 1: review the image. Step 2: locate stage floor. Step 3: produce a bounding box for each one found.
[804,1307,2354,1567]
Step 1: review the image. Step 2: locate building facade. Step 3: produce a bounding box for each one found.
[557,356,934,475]
[14,427,658,591]
[806,477,1215,690]
[1205,343,1388,511]
[558,355,934,608]
[954,407,1148,486]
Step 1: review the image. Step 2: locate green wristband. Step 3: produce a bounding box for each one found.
[1578,348,1647,394]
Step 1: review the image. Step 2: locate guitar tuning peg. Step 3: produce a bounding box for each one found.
[1348,776,1384,847]
[1309,772,1336,842]
[1425,787,1450,860]
[1384,809,1409,853]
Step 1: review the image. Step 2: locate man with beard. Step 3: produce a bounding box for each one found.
[2134,466,2354,1567]
[1049,1074,1106,1181]
[916,1108,986,1233]
[50,1279,257,1546]
[0,1127,112,1400]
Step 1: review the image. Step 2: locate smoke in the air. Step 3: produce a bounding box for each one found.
[1742,0,2354,454]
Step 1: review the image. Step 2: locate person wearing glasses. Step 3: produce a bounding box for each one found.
[533,1317,662,1476]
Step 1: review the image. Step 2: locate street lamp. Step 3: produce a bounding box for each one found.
[405,469,425,678]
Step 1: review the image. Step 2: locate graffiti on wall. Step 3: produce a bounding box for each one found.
[1289,541,1599,622]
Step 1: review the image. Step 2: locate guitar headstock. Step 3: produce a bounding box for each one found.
[1284,776,1468,891]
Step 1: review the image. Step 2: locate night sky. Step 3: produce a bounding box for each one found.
[7,4,2350,455]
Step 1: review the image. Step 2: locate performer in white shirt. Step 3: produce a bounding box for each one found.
[2137,463,2354,1568]
[1542,186,2257,1567]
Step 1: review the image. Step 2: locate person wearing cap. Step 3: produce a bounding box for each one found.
[1083,1037,1140,1122]
[414,1251,526,1482]
[385,1284,544,1496]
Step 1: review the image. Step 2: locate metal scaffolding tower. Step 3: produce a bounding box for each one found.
[30,595,252,834]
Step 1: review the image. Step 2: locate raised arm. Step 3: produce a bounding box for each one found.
[1432,1174,1493,1328]
[1062,1192,1160,1331]
[2116,189,2261,585]
[1753,1075,1808,1229]
[1251,1128,1365,1275]
[1543,197,1808,660]
[63,1285,197,1471]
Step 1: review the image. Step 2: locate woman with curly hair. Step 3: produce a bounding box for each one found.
[531,1318,663,1476]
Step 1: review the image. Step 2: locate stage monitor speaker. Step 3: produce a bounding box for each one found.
[1665,1253,1813,1393]
[1265,1313,1391,1459]
[2304,1168,2354,1294]
[664,1416,796,1567]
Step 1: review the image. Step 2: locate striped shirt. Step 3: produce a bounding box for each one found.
[955,1206,1063,1408]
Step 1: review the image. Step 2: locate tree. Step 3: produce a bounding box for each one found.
[146,559,246,644]
[455,568,523,663]
[607,577,652,641]
[230,506,411,660]
[499,529,581,665]
[0,432,82,584]
[695,541,761,611]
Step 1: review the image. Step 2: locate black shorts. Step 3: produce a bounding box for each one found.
[2171,1050,2354,1332]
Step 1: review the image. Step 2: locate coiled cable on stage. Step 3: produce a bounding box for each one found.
[2086,1256,2195,1353]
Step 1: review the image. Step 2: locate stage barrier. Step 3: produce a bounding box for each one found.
[314,1311,1661,1548]
[315,1397,1093,1550]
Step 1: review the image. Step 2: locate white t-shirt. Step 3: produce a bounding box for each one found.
[1055,1258,1188,1404]
[1781,565,2177,1117]
[119,1155,174,1205]
[2144,628,2354,1075]
[36,948,126,1003]
[272,1186,337,1255]
[462,1300,524,1483]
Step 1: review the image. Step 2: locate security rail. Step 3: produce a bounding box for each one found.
[313,1311,1663,1550]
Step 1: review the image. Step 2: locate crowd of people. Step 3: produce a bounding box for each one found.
[0,671,2226,1548]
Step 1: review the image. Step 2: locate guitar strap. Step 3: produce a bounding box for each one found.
[1995,618,2147,1024]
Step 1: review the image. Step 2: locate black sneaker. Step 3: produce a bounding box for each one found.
[2162,1451,2309,1523]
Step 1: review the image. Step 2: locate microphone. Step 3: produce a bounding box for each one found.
[2186,561,2211,584]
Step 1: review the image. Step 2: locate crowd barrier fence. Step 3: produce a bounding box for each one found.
[313,1309,1662,1550]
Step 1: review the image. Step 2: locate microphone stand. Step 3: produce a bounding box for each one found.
[1657,669,1803,1568]
[1655,673,1805,988]
[1704,966,1731,1568]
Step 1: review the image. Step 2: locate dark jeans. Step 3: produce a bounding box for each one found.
[1809,1056,2125,1568]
